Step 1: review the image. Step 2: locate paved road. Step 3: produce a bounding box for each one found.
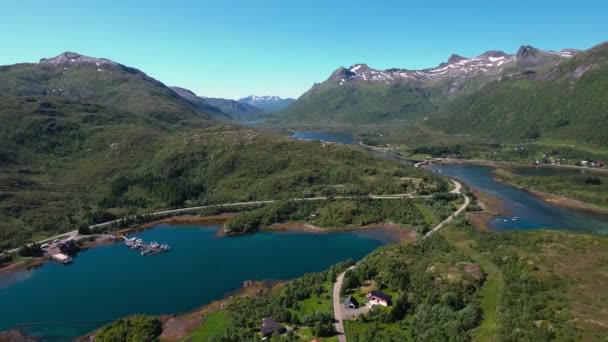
[424,188,470,239]
[3,192,436,256]
[333,266,354,342]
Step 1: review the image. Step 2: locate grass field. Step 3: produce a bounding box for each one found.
[183,311,232,342]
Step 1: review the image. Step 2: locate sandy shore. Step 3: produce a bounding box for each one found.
[263,221,417,242]
[465,188,510,231]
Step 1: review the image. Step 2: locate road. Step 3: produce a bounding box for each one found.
[331,178,470,341]
[333,266,354,342]
[2,191,437,256]
[424,193,470,239]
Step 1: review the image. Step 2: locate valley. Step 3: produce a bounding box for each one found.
[1,29,607,342]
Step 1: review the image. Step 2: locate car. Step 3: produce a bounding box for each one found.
[52,239,60,244]
[40,244,50,249]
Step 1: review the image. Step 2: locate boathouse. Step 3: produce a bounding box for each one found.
[51,253,72,264]
[367,290,392,306]
[259,317,286,337]
[344,296,359,309]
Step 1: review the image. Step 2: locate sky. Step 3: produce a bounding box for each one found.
[1,0,606,99]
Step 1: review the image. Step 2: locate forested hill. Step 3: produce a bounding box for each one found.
[281,41,608,147]
[0,52,214,125]
[431,42,608,145]
[280,44,577,125]
[0,52,444,250]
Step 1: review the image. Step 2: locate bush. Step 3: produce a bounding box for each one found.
[18,243,43,257]
[95,315,162,342]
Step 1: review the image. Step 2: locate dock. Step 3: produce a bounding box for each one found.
[123,237,171,256]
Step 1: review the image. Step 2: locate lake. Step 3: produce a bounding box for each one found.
[431,164,608,234]
[289,131,355,144]
[0,225,392,341]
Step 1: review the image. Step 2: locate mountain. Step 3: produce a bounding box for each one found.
[282,45,579,124]
[431,42,608,145]
[0,52,213,125]
[0,51,426,251]
[238,95,295,113]
[170,86,232,120]
[203,97,262,120]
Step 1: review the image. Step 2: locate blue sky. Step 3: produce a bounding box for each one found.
[1,0,606,99]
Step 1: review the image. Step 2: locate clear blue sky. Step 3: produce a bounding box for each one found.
[1,0,606,99]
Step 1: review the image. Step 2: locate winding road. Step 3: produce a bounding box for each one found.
[1,190,439,256]
[331,177,470,341]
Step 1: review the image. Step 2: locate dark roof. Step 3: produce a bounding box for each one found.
[344,296,359,306]
[259,317,286,337]
[369,290,391,302]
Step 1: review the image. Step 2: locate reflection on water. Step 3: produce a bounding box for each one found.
[0,225,390,340]
[290,131,355,144]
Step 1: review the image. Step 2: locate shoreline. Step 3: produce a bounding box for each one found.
[432,158,608,216]
[465,188,510,231]
[434,158,608,174]
[491,174,608,216]
[263,221,417,243]
[0,214,414,278]
[75,279,284,342]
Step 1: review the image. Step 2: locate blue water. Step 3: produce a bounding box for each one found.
[290,131,355,144]
[0,225,390,340]
[432,164,608,233]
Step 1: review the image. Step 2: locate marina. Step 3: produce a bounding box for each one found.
[123,237,171,256]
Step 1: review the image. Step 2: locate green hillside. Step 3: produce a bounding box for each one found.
[0,54,444,251]
[282,81,435,124]
[432,42,608,146]
[155,219,608,341]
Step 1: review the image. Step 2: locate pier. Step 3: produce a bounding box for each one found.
[123,237,171,256]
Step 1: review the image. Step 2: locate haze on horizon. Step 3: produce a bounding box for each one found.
[1,0,606,99]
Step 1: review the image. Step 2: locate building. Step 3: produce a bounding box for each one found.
[51,253,72,264]
[367,290,392,306]
[259,317,286,337]
[343,296,359,309]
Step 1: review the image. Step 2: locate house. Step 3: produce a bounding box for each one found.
[367,290,392,306]
[343,296,359,309]
[52,253,72,264]
[259,317,286,337]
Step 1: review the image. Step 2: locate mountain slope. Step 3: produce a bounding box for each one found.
[170,86,232,120]
[431,42,608,145]
[238,95,295,113]
[282,45,578,124]
[203,97,262,120]
[0,52,213,125]
[0,52,436,251]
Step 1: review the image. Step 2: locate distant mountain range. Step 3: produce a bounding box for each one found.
[282,42,608,145]
[238,95,295,113]
[283,45,581,124]
[170,88,294,120]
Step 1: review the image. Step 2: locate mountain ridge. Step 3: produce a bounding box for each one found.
[281,43,586,125]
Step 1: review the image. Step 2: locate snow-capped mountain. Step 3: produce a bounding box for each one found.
[329,45,579,86]
[238,95,296,113]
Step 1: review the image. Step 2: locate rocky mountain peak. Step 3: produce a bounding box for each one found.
[329,67,356,81]
[516,45,537,58]
[40,51,118,67]
[447,54,467,64]
[479,50,508,58]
